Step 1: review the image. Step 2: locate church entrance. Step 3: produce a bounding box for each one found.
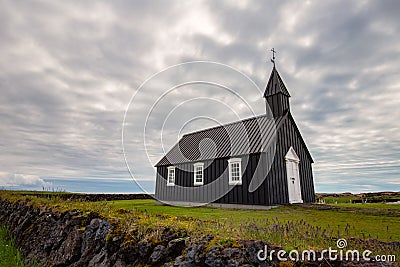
[285,147,303,203]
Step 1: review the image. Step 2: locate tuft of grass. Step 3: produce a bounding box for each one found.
[0,225,25,267]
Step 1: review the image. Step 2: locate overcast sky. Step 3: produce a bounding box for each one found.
[0,0,399,194]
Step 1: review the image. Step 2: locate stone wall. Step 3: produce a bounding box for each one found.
[0,199,394,266]
[19,193,154,202]
[0,199,274,266]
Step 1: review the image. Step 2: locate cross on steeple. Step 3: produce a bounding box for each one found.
[264,49,291,118]
[270,48,276,67]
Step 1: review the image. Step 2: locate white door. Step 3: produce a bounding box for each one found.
[285,147,303,203]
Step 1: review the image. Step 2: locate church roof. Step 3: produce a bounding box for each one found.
[155,65,314,167]
[264,67,291,97]
[155,113,286,167]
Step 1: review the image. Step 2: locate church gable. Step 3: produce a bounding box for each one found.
[285,112,314,163]
[285,146,300,162]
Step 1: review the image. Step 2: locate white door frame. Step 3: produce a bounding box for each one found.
[285,147,303,203]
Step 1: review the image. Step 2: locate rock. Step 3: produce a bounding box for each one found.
[148,238,187,264]
[136,239,153,259]
[242,240,269,264]
[166,237,187,261]
[150,245,167,263]
[75,218,112,265]
[116,241,139,263]
[160,227,180,242]
[113,258,128,267]
[105,234,123,255]
[51,229,82,266]
[88,248,111,267]
[180,242,206,265]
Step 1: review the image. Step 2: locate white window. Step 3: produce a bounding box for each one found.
[167,166,175,186]
[228,158,242,185]
[193,162,204,186]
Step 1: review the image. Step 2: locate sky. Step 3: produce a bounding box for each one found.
[0,0,399,194]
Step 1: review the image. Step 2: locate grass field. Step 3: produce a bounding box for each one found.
[0,226,24,267]
[109,199,400,241]
[1,191,399,260]
[332,202,400,210]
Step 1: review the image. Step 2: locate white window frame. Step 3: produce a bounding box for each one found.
[228,158,242,185]
[167,166,175,186]
[193,162,204,186]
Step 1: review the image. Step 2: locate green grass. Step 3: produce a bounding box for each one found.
[109,199,400,258]
[333,202,400,210]
[317,196,356,204]
[316,192,400,204]
[0,226,25,267]
[109,199,400,241]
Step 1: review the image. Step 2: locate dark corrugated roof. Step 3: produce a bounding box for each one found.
[155,66,314,167]
[264,67,291,97]
[155,113,285,166]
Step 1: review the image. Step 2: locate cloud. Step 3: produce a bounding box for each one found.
[0,0,399,193]
[0,172,50,187]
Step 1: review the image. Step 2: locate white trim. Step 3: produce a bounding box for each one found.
[193,162,204,186]
[167,166,175,186]
[228,158,242,185]
[285,146,300,163]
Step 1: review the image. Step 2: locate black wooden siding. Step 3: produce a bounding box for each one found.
[266,93,290,119]
[274,114,315,203]
[155,114,315,205]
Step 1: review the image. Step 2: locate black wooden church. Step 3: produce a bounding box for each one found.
[155,60,315,207]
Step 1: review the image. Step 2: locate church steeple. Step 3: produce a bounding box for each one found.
[264,50,291,118]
